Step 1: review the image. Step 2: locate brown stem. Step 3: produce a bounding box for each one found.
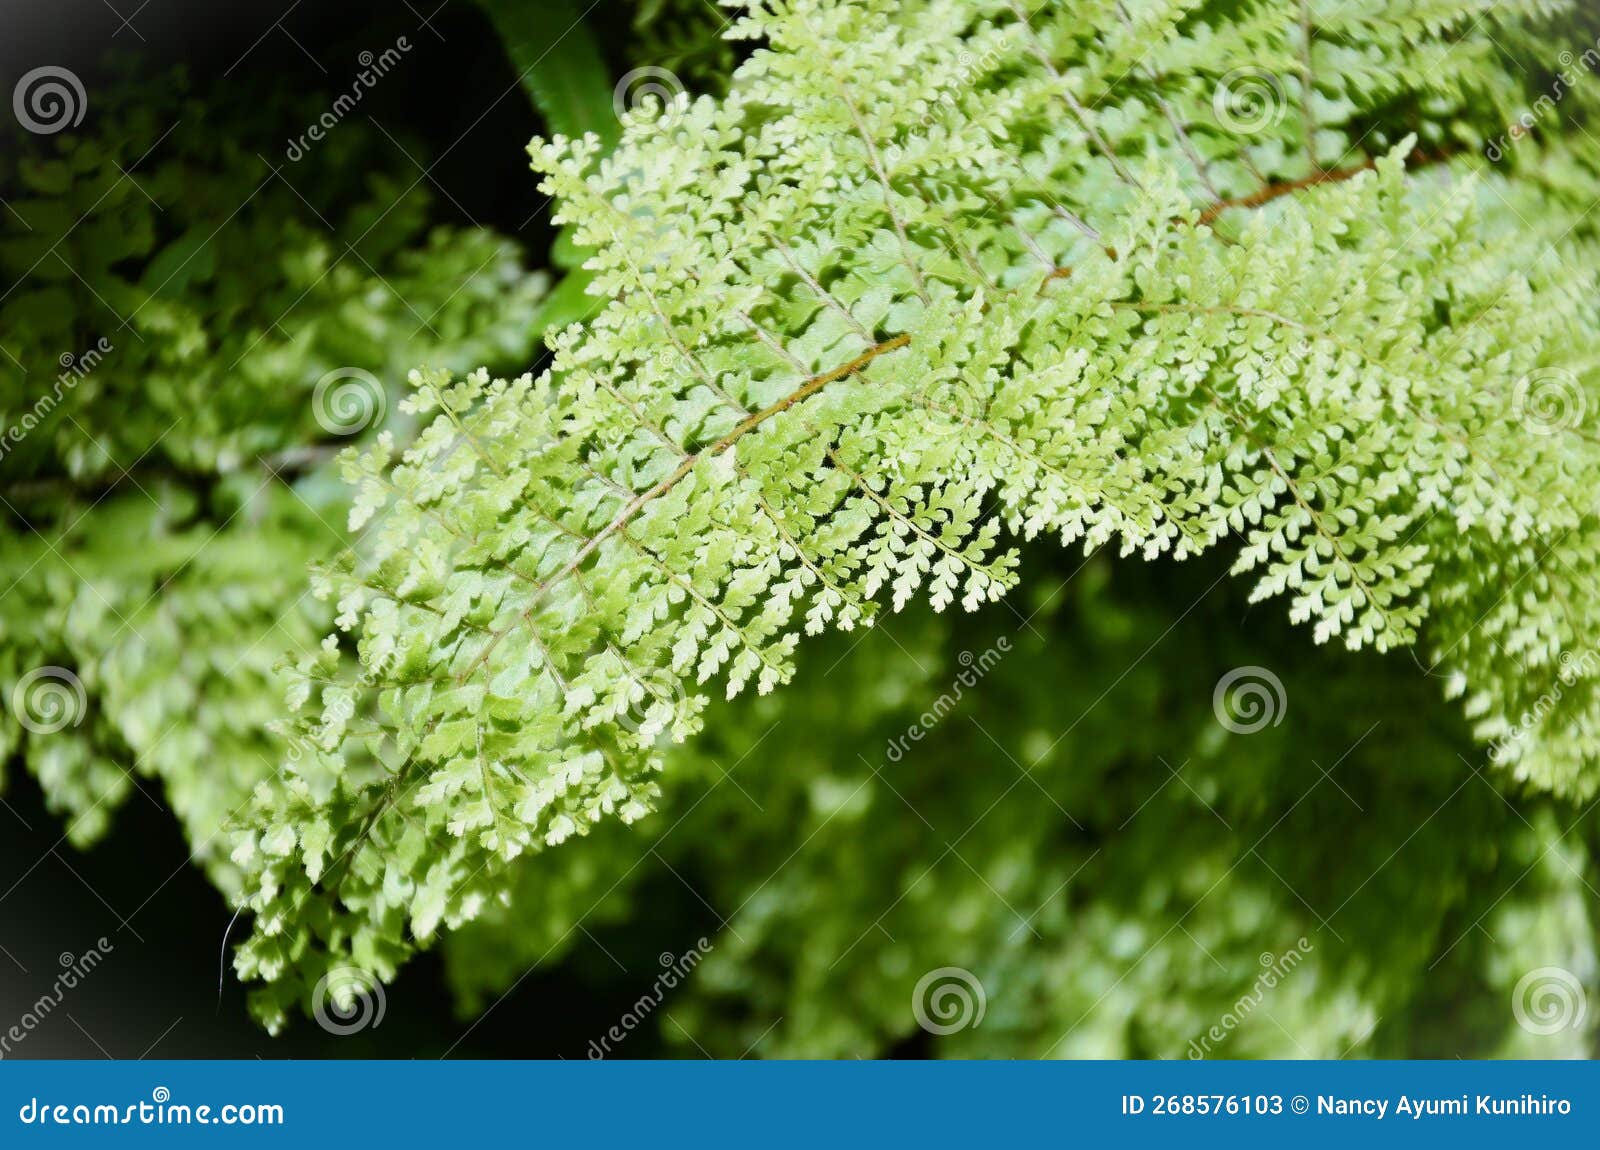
[455,334,912,685]
[1195,149,1456,227]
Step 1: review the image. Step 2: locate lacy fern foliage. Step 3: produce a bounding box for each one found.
[0,74,546,891]
[231,0,1600,1027]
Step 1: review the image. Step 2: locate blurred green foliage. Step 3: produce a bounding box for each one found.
[0,71,546,892]
[446,549,1597,1058]
[2,3,1598,1061]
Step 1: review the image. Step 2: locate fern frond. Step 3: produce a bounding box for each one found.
[232,0,1600,1027]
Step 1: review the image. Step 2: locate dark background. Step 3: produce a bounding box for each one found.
[4,0,1594,1066]
[0,0,713,1060]
[0,0,569,250]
